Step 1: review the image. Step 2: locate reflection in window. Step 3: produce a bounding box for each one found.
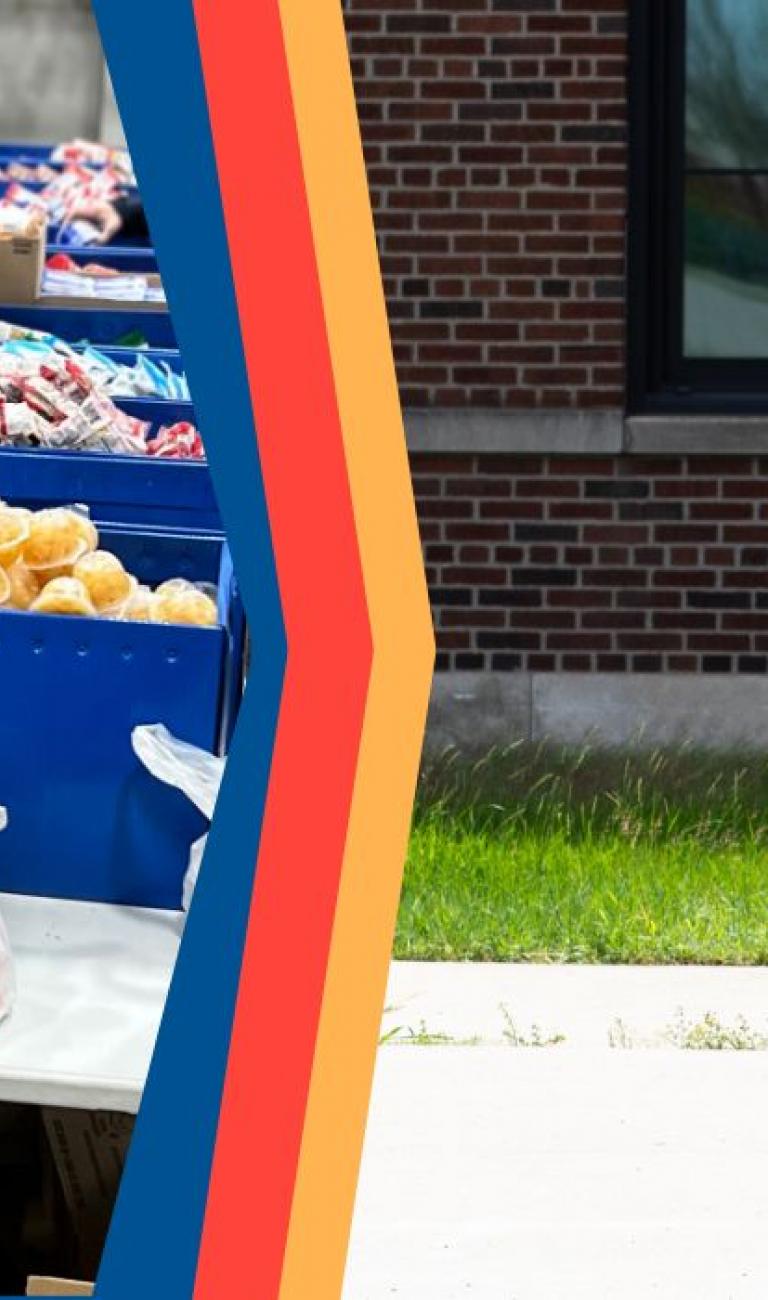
[684,0,768,357]
[687,0,768,170]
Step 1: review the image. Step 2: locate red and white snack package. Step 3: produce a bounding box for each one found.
[0,398,40,445]
[147,422,205,459]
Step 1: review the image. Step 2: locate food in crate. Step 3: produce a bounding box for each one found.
[0,161,59,184]
[0,326,202,458]
[50,140,136,185]
[0,320,191,401]
[147,422,204,458]
[43,253,166,305]
[0,505,218,627]
[3,164,127,245]
[32,575,96,616]
[0,197,46,237]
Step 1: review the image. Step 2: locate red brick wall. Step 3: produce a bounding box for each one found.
[417,454,768,673]
[347,5,764,679]
[346,0,628,410]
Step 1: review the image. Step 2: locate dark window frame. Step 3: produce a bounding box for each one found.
[628,0,768,414]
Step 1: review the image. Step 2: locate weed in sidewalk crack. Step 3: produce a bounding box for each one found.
[499,1003,565,1048]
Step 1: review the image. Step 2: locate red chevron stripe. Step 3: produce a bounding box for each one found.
[190,2,372,1296]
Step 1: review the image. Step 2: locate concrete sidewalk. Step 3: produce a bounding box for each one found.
[344,1046,768,1299]
[342,963,768,1298]
[383,960,768,1049]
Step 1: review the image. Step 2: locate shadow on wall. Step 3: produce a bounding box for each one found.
[0,0,124,145]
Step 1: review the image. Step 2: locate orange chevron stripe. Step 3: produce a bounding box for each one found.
[276,2,435,1297]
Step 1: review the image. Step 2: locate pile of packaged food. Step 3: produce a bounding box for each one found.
[0,503,218,626]
[43,252,165,305]
[0,142,134,185]
[1,172,118,247]
[0,321,203,457]
[0,320,190,399]
[50,139,135,185]
[0,199,45,238]
[0,160,59,185]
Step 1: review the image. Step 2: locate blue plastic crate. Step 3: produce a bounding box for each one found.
[93,345,183,369]
[0,443,220,532]
[0,304,176,348]
[47,244,159,273]
[0,523,243,909]
[78,346,194,421]
[0,339,217,530]
[0,143,55,161]
[0,144,138,170]
[118,396,195,426]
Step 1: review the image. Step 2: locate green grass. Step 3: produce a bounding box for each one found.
[395,743,768,964]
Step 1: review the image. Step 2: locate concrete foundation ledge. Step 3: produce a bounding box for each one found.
[406,409,623,455]
[405,409,768,456]
[426,672,768,752]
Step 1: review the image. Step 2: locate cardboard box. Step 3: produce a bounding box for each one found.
[0,218,165,309]
[26,1279,93,1296]
[42,1108,134,1282]
[0,226,45,302]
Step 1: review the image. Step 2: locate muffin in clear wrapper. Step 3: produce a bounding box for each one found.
[7,562,39,610]
[70,510,99,554]
[73,550,133,613]
[151,580,218,628]
[0,507,31,569]
[0,567,10,608]
[122,585,153,622]
[31,576,95,617]
[23,508,90,571]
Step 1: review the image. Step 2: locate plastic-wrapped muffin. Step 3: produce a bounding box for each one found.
[31,577,96,617]
[0,566,10,608]
[73,550,133,613]
[70,511,99,555]
[23,509,90,572]
[122,585,153,623]
[0,508,31,569]
[6,562,40,610]
[151,580,218,628]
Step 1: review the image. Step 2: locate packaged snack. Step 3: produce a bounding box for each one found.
[0,507,31,568]
[69,509,99,554]
[73,550,133,613]
[0,509,219,626]
[151,580,218,628]
[0,401,40,445]
[147,422,205,459]
[23,508,90,571]
[122,585,153,622]
[31,576,95,617]
[6,562,39,610]
[0,197,46,236]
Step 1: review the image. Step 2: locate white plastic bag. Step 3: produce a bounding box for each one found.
[0,805,15,1023]
[132,724,225,911]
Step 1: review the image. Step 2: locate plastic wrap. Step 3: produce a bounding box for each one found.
[132,724,224,911]
[0,328,202,457]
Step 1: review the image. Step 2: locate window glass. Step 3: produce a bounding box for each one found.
[687,0,768,169]
[684,0,768,358]
[685,175,768,358]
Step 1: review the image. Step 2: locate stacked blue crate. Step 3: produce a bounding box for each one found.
[0,143,242,909]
